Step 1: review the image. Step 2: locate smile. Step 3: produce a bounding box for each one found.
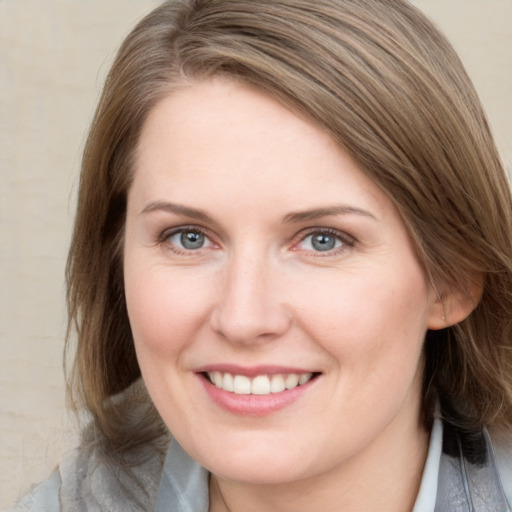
[206,371,314,395]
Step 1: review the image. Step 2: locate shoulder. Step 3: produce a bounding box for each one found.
[153,437,209,512]
[492,433,512,508]
[4,471,62,512]
[6,425,170,512]
[57,422,169,512]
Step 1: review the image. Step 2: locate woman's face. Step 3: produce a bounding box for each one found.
[124,78,441,485]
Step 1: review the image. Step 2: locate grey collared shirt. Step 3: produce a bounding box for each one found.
[7,417,512,511]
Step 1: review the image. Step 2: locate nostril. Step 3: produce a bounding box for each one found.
[209,302,293,345]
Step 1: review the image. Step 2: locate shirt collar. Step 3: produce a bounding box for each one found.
[154,418,444,512]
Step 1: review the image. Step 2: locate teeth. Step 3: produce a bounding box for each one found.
[213,371,223,388]
[206,371,314,395]
[222,372,234,392]
[285,373,299,389]
[233,375,251,395]
[299,372,313,385]
[251,375,271,395]
[270,374,286,393]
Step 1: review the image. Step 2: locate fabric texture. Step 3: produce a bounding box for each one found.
[5,417,512,511]
[434,424,511,511]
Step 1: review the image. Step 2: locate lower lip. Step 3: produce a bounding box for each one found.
[198,375,317,416]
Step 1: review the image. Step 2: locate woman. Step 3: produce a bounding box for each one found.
[9,0,512,511]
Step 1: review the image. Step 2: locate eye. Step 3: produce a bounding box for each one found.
[165,228,213,251]
[296,229,354,254]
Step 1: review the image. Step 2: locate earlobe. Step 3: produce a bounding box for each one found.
[427,275,483,330]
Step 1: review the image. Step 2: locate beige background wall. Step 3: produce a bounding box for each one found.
[1,0,511,508]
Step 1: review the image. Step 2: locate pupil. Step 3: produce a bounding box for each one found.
[312,234,335,251]
[181,231,204,249]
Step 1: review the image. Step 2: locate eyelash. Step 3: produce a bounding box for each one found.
[293,228,356,256]
[158,226,356,256]
[159,225,213,255]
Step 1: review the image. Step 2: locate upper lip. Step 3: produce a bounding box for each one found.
[195,364,319,377]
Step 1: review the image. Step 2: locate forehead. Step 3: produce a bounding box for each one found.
[131,78,393,219]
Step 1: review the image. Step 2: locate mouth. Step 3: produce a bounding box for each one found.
[203,371,320,396]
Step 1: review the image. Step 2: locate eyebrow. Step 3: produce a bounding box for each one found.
[281,205,377,224]
[141,201,377,225]
[140,201,215,224]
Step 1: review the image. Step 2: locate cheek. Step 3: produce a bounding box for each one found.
[124,261,214,359]
[293,266,430,371]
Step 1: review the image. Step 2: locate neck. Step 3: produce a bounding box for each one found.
[209,408,430,512]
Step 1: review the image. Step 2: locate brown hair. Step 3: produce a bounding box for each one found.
[66,0,512,448]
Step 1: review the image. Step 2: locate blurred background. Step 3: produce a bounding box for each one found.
[1,0,511,507]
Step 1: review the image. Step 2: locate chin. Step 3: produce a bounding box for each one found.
[190,435,319,485]
[208,459,307,485]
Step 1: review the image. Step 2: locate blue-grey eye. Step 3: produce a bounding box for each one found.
[299,231,344,252]
[180,231,205,249]
[168,229,210,250]
[311,233,337,251]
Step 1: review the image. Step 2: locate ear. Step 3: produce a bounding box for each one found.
[427,275,483,330]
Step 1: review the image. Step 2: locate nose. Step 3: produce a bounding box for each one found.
[209,252,292,345]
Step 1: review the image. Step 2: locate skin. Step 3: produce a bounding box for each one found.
[124,78,450,512]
